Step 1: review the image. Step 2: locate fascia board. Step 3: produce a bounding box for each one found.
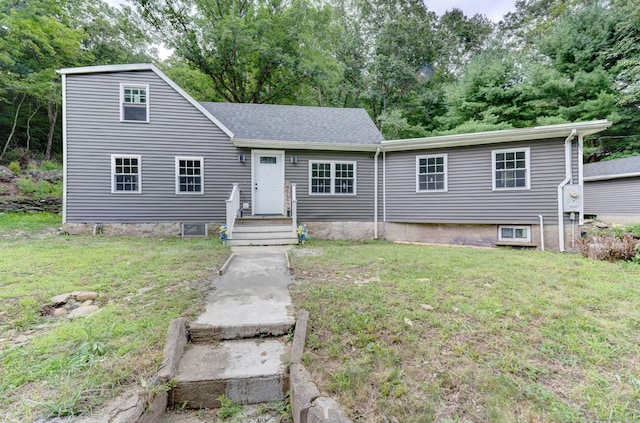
[382,120,612,152]
[584,172,640,182]
[232,138,381,152]
[57,63,235,138]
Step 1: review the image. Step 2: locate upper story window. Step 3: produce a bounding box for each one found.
[492,147,530,190]
[416,154,447,192]
[175,157,204,194]
[111,155,141,193]
[309,161,356,195]
[120,84,149,122]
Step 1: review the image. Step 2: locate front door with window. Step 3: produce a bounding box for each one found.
[252,150,285,215]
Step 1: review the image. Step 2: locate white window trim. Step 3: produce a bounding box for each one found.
[111,154,142,194]
[175,156,204,195]
[492,147,531,191]
[120,83,150,123]
[416,154,448,193]
[308,160,357,195]
[498,225,531,242]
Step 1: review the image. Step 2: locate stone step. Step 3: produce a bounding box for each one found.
[169,340,290,409]
[231,231,296,240]
[233,224,294,233]
[226,237,299,246]
[235,217,293,226]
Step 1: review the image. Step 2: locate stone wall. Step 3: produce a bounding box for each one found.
[0,197,61,213]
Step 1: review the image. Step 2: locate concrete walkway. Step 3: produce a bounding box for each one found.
[164,246,296,418]
[193,246,296,339]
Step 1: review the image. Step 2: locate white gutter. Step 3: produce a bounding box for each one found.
[61,74,67,224]
[232,138,381,152]
[557,129,577,252]
[584,172,640,182]
[374,148,381,239]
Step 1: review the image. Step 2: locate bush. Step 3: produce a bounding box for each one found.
[8,161,20,174]
[40,161,63,170]
[15,177,62,198]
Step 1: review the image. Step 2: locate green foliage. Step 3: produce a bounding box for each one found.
[14,176,62,198]
[40,161,62,170]
[8,161,20,174]
[216,394,243,419]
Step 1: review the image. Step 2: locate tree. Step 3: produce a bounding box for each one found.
[131,0,341,105]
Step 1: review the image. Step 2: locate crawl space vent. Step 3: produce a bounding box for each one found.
[181,223,208,238]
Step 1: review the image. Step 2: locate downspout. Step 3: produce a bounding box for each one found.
[538,215,545,251]
[557,129,577,252]
[382,151,386,222]
[61,74,68,224]
[577,134,585,225]
[374,148,381,239]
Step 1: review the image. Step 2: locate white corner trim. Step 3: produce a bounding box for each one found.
[61,74,68,224]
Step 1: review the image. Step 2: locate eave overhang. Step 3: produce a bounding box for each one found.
[231,138,381,152]
[382,120,612,152]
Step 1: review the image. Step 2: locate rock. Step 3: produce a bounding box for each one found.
[14,335,29,344]
[404,317,414,327]
[53,308,68,317]
[80,300,94,307]
[50,293,71,304]
[67,305,100,319]
[0,166,14,182]
[25,169,63,183]
[420,304,434,311]
[76,291,98,302]
[65,300,81,311]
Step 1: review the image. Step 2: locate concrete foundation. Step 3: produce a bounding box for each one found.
[305,221,374,240]
[62,222,193,237]
[381,222,571,252]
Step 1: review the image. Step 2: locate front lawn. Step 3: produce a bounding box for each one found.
[290,241,640,422]
[0,213,229,421]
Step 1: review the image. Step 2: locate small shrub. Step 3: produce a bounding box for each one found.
[15,177,62,198]
[26,162,37,170]
[40,161,63,171]
[8,161,20,174]
[216,395,243,419]
[624,223,640,238]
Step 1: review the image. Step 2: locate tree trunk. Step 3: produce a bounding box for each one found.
[45,101,58,161]
[0,92,26,162]
[26,101,40,152]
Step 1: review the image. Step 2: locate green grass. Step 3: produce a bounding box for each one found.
[0,212,61,232]
[0,214,230,421]
[290,240,640,422]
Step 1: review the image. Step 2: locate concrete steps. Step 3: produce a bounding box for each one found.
[168,339,290,409]
[227,218,298,246]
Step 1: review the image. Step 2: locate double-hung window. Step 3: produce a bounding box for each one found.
[309,161,356,195]
[175,157,204,194]
[111,155,141,193]
[416,154,447,192]
[120,84,149,122]
[493,147,530,190]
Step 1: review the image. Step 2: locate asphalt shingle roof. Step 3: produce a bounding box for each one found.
[584,155,640,178]
[201,102,384,144]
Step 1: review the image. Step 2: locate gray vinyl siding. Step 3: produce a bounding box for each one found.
[584,177,640,216]
[65,71,246,223]
[385,139,566,225]
[284,150,376,221]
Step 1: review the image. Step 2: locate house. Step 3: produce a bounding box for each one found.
[584,155,640,224]
[58,63,611,251]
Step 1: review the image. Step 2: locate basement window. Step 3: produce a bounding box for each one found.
[498,225,531,242]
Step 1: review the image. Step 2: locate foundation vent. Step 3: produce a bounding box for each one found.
[181,223,208,238]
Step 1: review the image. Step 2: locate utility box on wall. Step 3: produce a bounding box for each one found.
[563,185,582,212]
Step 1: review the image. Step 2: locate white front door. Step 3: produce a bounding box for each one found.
[252,150,285,215]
